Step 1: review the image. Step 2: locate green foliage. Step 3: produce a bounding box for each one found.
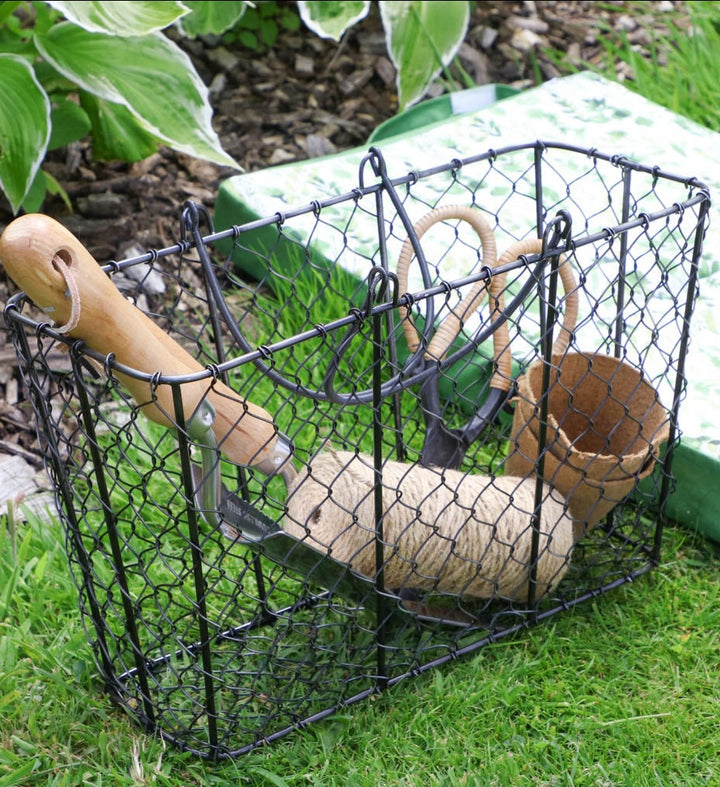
[545,1,720,134]
[298,0,471,111]
[0,0,241,215]
[380,1,471,110]
[0,0,471,216]
[222,1,301,52]
[298,0,371,41]
[0,52,51,213]
[176,0,248,38]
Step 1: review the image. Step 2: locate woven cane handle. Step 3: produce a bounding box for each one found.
[0,213,284,475]
[488,238,579,390]
[396,204,502,364]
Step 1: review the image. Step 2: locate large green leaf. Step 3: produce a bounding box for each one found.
[21,169,49,214]
[80,92,159,162]
[35,23,239,169]
[48,96,91,150]
[0,54,51,214]
[379,0,470,110]
[297,1,370,41]
[177,1,249,37]
[45,1,189,36]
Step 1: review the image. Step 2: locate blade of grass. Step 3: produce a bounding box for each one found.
[545,2,720,133]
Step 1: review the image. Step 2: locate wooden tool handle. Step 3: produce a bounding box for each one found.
[0,214,286,475]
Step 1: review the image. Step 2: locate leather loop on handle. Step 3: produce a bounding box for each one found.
[0,213,284,475]
[396,204,498,361]
[488,238,579,391]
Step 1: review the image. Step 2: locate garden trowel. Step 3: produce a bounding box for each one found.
[0,213,293,478]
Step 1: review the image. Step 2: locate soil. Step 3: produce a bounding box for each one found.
[0,1,688,474]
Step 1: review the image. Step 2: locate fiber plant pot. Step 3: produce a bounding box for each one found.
[505,352,671,534]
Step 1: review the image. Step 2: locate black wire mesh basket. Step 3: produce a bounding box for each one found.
[2,141,709,759]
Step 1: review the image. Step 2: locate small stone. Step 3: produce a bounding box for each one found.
[338,68,374,96]
[540,60,562,80]
[567,41,582,65]
[129,153,163,177]
[268,148,296,165]
[206,46,240,72]
[295,54,315,75]
[615,14,638,32]
[458,43,489,84]
[208,72,227,97]
[374,57,396,87]
[507,15,549,34]
[478,26,498,50]
[510,27,542,52]
[76,191,128,219]
[120,244,167,296]
[306,134,337,158]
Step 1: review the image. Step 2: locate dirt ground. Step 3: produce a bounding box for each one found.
[0,0,688,477]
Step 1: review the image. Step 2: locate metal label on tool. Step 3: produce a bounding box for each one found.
[220,491,279,541]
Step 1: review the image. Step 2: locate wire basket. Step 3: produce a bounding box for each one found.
[2,142,709,759]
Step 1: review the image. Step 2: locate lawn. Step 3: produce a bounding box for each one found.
[1,506,718,786]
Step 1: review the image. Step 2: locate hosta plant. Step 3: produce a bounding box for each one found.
[298,1,470,111]
[0,0,249,215]
[0,0,471,216]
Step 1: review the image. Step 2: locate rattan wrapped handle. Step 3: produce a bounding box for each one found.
[0,213,289,477]
[487,238,578,390]
[396,204,504,372]
[395,205,578,392]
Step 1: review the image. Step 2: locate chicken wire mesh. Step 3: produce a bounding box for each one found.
[2,141,709,759]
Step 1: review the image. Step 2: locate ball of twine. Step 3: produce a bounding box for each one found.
[285,450,576,602]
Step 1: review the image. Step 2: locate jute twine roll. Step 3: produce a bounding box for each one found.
[505,352,670,532]
[285,450,576,601]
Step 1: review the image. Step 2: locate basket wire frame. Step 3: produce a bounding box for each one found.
[4,142,709,759]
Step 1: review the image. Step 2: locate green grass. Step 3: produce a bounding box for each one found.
[1,505,719,786]
[543,1,720,134]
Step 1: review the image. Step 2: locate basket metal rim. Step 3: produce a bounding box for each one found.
[2,139,711,387]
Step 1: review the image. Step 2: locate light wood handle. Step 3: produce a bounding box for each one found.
[0,213,287,476]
